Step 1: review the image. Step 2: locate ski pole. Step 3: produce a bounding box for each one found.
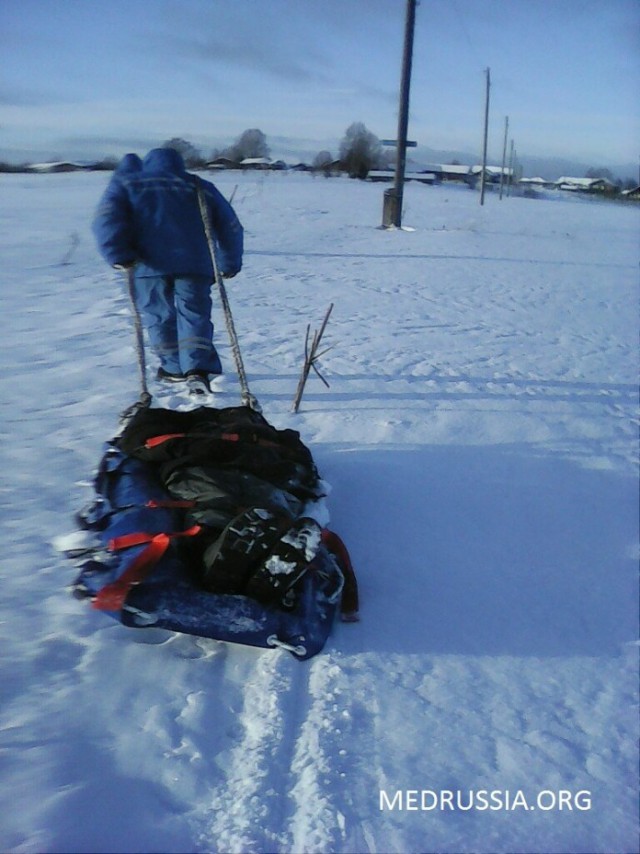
[196,182,261,412]
[120,265,152,423]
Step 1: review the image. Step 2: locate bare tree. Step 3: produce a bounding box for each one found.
[585,167,615,182]
[339,122,383,179]
[312,150,334,177]
[161,138,205,168]
[585,167,621,192]
[224,129,270,162]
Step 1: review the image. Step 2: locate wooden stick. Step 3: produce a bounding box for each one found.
[292,303,334,413]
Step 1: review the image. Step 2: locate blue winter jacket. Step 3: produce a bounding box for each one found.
[92,148,243,278]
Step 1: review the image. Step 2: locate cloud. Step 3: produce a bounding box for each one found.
[166,33,330,84]
[148,0,333,86]
[0,83,54,107]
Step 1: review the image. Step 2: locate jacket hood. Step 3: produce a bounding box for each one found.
[142,148,187,175]
[116,153,142,174]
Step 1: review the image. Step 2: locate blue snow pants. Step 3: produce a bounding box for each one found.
[132,274,222,375]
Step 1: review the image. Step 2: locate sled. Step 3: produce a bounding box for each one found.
[65,405,358,660]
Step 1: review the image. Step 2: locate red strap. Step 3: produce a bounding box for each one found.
[94,525,201,612]
[144,433,186,448]
[108,531,157,550]
[146,498,196,509]
[145,430,283,450]
[321,528,359,620]
[145,432,241,447]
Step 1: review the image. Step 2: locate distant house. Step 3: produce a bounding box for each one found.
[27,161,89,173]
[366,170,394,182]
[469,165,514,184]
[407,171,437,184]
[368,163,514,187]
[206,157,240,170]
[555,176,615,193]
[519,176,556,195]
[239,157,273,170]
[436,164,508,185]
[367,169,436,184]
[207,156,289,172]
[621,185,640,200]
[308,159,343,176]
[439,164,472,183]
[519,176,552,188]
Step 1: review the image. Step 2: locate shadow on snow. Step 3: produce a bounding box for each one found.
[319,443,638,659]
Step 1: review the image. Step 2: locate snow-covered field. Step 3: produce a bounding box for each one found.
[1,170,638,854]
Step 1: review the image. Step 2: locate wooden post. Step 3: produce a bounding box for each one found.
[507,139,515,197]
[292,304,334,413]
[479,67,491,206]
[499,116,509,200]
[391,0,417,228]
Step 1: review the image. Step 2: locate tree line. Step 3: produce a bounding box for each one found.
[162,122,391,178]
[0,122,388,178]
[1,123,636,189]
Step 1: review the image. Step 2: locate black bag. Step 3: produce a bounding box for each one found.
[115,405,332,608]
[200,508,324,608]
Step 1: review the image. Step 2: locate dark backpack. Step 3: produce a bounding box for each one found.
[115,405,336,608]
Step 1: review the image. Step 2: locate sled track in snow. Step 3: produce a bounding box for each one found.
[191,650,392,854]
[193,652,317,853]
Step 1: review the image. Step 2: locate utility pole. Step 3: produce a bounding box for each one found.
[383,0,417,228]
[499,115,509,200]
[507,139,515,197]
[479,67,491,206]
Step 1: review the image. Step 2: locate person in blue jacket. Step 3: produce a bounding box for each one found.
[93,147,243,392]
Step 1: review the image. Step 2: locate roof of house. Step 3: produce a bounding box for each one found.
[367,170,436,182]
[556,176,614,187]
[470,165,513,176]
[27,161,89,172]
[438,164,471,175]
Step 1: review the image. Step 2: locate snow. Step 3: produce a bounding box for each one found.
[1,169,638,854]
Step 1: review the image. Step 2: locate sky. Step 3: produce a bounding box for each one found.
[2,0,639,172]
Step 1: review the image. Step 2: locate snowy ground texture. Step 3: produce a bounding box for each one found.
[1,170,638,854]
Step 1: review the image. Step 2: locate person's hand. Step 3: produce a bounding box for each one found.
[113,261,136,272]
[221,271,237,279]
